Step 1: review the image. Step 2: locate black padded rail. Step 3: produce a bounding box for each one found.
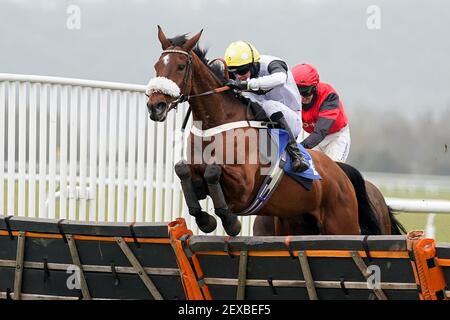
[0,216,169,238]
[188,235,408,252]
[436,243,450,290]
[0,217,184,300]
[187,235,418,300]
[436,243,450,259]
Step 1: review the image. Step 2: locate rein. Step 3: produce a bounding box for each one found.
[172,85,231,107]
[179,85,233,131]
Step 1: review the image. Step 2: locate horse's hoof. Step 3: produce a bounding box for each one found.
[196,213,217,233]
[224,218,241,237]
[174,160,190,180]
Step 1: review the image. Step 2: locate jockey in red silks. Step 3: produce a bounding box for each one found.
[291,63,351,162]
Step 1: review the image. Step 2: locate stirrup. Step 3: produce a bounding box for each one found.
[287,145,309,172]
[291,158,309,172]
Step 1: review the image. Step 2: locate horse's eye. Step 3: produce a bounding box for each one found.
[178,64,185,71]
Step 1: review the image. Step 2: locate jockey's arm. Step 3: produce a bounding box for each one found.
[247,60,288,91]
[301,93,340,149]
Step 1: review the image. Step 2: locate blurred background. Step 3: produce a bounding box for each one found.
[1,0,449,239]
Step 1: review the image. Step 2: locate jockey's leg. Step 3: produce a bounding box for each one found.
[264,108,309,172]
[204,164,241,236]
[174,160,217,233]
[261,100,302,137]
[324,126,351,162]
[314,126,351,162]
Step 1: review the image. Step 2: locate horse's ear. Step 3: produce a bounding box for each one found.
[182,29,203,52]
[157,25,171,50]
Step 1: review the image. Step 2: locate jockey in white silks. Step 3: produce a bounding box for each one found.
[224,41,309,172]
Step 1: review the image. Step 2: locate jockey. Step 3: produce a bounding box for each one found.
[291,63,350,162]
[223,41,309,172]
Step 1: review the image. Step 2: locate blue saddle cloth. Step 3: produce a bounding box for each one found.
[269,129,321,189]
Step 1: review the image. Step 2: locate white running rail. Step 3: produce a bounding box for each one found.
[1,73,447,237]
[0,73,258,236]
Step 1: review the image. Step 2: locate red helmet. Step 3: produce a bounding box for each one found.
[292,63,320,87]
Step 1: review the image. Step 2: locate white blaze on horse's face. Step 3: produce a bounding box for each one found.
[163,54,170,66]
[154,50,189,90]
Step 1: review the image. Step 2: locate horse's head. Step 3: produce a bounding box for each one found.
[146,26,203,122]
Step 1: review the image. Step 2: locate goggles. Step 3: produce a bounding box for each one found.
[229,64,252,76]
[297,85,315,97]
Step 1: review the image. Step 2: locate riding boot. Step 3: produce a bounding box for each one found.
[270,112,309,172]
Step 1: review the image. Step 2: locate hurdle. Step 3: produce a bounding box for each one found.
[0,216,185,300]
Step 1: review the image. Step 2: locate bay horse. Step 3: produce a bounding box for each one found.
[253,166,406,236]
[365,180,406,235]
[146,26,396,237]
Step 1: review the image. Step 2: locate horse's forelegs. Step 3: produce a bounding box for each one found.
[175,160,217,233]
[204,164,241,236]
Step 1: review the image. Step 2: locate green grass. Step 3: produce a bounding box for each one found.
[378,188,450,243]
[2,180,184,223]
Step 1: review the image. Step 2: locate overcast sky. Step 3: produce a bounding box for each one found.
[1,0,450,116]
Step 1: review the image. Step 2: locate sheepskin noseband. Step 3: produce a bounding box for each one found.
[146,77,181,98]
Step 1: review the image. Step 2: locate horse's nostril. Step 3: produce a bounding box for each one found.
[155,102,167,110]
[149,102,165,109]
[147,101,167,112]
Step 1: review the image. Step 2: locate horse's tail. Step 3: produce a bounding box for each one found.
[336,162,382,235]
[387,205,407,235]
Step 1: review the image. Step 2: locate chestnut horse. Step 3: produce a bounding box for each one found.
[146,27,390,236]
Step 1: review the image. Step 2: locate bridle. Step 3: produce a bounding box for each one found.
[147,47,231,113]
[161,49,193,108]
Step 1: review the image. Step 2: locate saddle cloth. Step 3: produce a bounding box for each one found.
[269,128,321,190]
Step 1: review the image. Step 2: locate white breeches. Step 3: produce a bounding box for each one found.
[312,125,351,162]
[261,100,302,138]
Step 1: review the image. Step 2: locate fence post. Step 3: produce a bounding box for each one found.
[425,213,436,238]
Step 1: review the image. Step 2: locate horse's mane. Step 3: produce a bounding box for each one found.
[168,34,266,120]
[168,34,226,82]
